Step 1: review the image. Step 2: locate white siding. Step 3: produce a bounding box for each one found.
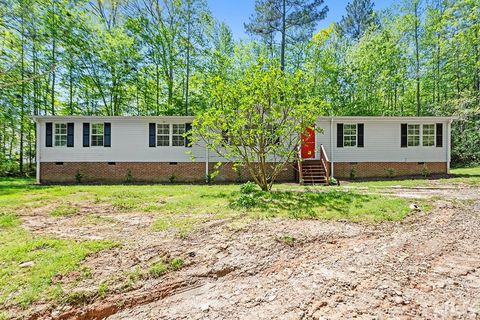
[315,118,450,163]
[36,116,453,164]
[37,117,218,163]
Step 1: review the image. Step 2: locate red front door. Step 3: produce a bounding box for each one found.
[301,127,315,159]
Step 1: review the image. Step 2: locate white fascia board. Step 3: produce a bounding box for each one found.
[32,115,196,122]
[318,116,458,122]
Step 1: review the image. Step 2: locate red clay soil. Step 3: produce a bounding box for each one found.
[11,186,480,319]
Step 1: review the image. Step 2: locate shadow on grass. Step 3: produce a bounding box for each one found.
[231,190,379,219]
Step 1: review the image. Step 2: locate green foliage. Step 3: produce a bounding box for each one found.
[75,171,83,184]
[193,55,324,191]
[125,169,133,183]
[50,204,79,217]
[349,166,357,180]
[421,164,431,178]
[0,213,20,228]
[385,167,396,178]
[168,173,177,183]
[231,189,411,222]
[240,181,258,194]
[149,257,184,278]
[0,225,115,307]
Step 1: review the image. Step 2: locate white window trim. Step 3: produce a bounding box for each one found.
[156,123,171,147]
[343,123,357,148]
[54,123,67,148]
[91,123,104,147]
[172,124,186,147]
[422,124,436,147]
[407,124,421,147]
[156,123,186,148]
[407,123,435,147]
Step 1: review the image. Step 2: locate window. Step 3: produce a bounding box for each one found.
[172,124,185,147]
[91,123,104,146]
[343,124,357,147]
[422,124,435,146]
[54,123,67,147]
[157,124,170,146]
[407,124,420,147]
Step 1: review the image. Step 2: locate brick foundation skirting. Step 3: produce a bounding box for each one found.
[332,162,447,179]
[40,161,448,183]
[39,162,295,184]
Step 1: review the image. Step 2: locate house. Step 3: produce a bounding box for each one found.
[33,116,455,184]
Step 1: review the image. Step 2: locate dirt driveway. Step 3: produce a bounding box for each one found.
[23,185,480,320]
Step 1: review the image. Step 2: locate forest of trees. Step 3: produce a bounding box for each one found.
[0,0,479,176]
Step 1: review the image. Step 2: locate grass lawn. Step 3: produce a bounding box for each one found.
[335,165,480,188]
[2,167,475,312]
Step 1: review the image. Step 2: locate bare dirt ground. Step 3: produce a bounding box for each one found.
[19,185,480,320]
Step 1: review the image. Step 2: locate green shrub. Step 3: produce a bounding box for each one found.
[422,164,431,178]
[169,173,177,183]
[234,193,257,208]
[240,181,258,194]
[385,167,396,178]
[75,170,83,183]
[125,169,133,183]
[329,176,337,185]
[349,166,357,180]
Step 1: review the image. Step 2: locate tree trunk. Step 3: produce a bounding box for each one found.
[280,0,286,71]
[50,0,57,115]
[414,1,421,116]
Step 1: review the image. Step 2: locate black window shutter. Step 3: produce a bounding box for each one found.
[357,123,364,148]
[83,123,90,147]
[104,123,111,147]
[46,122,53,147]
[185,123,192,148]
[436,123,443,147]
[337,123,344,148]
[67,123,74,147]
[149,123,156,147]
[401,124,408,148]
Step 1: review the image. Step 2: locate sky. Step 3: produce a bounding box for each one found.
[207,0,396,41]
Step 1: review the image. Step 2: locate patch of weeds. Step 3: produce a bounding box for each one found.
[231,189,410,222]
[0,212,20,228]
[63,290,94,305]
[422,164,431,178]
[82,214,116,225]
[152,216,201,235]
[275,234,296,247]
[170,258,184,271]
[148,257,185,278]
[97,281,109,298]
[50,204,79,217]
[0,225,116,307]
[0,311,9,320]
[149,261,168,278]
[80,266,92,279]
[169,173,177,183]
[240,181,258,194]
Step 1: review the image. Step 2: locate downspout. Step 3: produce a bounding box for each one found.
[330,117,334,178]
[35,119,40,184]
[447,119,452,174]
[205,144,209,183]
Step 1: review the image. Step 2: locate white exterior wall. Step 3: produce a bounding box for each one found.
[36,116,219,163]
[314,117,452,163]
[35,116,454,165]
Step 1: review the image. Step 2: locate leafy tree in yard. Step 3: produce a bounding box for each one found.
[192,54,323,192]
